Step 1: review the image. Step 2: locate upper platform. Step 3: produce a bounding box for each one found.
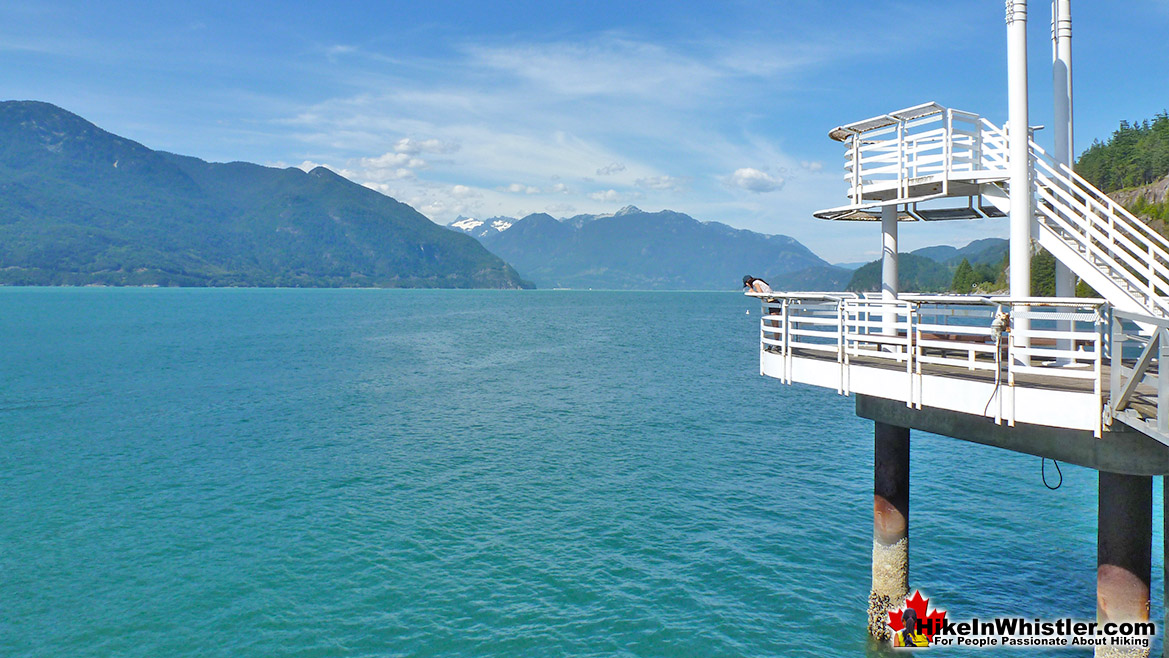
[815,102,1010,221]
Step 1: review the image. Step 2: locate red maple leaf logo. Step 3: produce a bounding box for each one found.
[888,590,948,641]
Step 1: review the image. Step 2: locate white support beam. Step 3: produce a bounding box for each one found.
[882,204,899,336]
[1008,0,1032,363]
[1008,0,1031,299]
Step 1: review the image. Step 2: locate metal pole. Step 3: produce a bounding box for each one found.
[1007,0,1032,296]
[1051,0,1076,364]
[1053,0,1076,300]
[1007,0,1032,363]
[882,204,899,337]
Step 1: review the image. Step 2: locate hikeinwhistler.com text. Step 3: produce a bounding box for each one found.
[922,617,1155,649]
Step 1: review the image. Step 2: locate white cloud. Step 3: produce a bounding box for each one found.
[451,184,478,199]
[273,31,849,231]
[636,175,687,191]
[394,137,457,155]
[361,152,426,169]
[727,168,784,193]
[296,160,330,172]
[467,37,720,101]
[800,160,824,172]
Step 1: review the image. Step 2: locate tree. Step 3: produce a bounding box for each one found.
[1031,249,1056,296]
[951,258,977,293]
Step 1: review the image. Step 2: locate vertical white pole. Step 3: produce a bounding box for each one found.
[1008,0,1032,299]
[1008,0,1031,363]
[882,204,899,337]
[1053,0,1076,299]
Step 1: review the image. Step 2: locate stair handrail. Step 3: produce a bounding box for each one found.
[1029,138,1169,317]
[1031,164,1169,303]
[1029,140,1169,255]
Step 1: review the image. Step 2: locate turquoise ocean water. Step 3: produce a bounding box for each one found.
[1,288,1163,657]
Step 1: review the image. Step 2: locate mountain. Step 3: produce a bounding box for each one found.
[846,253,953,293]
[1112,174,1169,224]
[0,100,531,288]
[464,207,838,290]
[950,238,1008,266]
[911,238,1007,267]
[784,264,854,291]
[449,215,515,239]
[847,238,1009,293]
[910,245,959,263]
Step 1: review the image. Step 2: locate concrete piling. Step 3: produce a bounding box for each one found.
[869,421,910,640]
[1097,471,1152,658]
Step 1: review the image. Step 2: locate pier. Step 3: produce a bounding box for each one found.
[751,2,1169,655]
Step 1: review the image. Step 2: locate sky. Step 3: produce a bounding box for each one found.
[3,0,1169,263]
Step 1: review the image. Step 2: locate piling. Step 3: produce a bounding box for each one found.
[1097,471,1152,658]
[869,421,910,640]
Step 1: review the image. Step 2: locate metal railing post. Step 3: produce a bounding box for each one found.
[782,299,790,384]
[1110,312,1122,410]
[852,137,861,203]
[1160,327,1169,436]
[897,121,906,198]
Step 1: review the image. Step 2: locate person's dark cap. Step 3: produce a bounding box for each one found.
[743,275,753,286]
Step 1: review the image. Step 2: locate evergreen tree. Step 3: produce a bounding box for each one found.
[1031,249,1056,296]
[951,258,977,292]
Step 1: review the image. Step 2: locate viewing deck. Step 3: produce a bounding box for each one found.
[814,103,1010,222]
[750,292,1169,449]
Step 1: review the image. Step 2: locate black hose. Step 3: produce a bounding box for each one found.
[1041,458,1063,490]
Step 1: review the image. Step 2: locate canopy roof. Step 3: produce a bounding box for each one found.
[827,101,945,142]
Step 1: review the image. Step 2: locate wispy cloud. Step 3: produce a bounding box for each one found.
[726,168,784,193]
[275,30,849,228]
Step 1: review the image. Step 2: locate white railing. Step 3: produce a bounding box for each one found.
[833,103,1169,319]
[756,293,1108,433]
[839,107,1008,204]
[1030,139,1169,318]
[1109,309,1169,442]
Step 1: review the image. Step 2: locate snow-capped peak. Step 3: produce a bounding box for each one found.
[450,217,484,231]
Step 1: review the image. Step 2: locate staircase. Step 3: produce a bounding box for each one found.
[818,102,1169,320]
[978,130,1169,319]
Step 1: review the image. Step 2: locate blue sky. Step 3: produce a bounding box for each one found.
[3,0,1168,262]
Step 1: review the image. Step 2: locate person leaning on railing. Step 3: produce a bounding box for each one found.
[743,275,772,294]
[744,276,781,339]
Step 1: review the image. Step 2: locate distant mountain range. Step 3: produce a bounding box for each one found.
[0,101,530,288]
[448,206,848,290]
[910,237,1008,267]
[845,238,1008,292]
